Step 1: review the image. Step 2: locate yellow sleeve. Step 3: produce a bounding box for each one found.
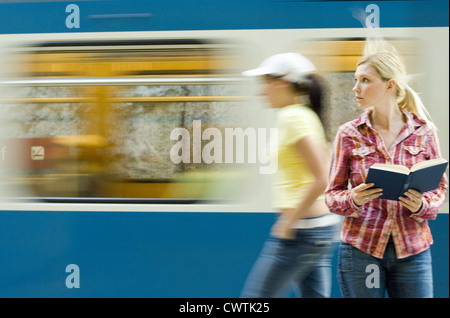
[280,107,320,146]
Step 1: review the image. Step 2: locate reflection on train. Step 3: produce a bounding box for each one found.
[1,40,252,202]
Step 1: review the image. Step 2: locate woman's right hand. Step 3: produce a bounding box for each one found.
[270,212,296,240]
[352,183,383,206]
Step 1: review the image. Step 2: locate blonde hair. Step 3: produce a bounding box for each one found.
[357,38,431,123]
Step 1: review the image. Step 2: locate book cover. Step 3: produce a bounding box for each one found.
[365,158,448,201]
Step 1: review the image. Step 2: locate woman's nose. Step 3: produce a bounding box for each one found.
[259,85,268,96]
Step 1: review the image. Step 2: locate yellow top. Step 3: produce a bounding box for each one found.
[272,104,328,209]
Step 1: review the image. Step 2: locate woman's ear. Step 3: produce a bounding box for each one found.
[386,78,396,93]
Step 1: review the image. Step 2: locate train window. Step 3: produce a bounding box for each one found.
[0,40,254,203]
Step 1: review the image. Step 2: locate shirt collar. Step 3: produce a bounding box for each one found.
[355,107,424,132]
[354,108,372,128]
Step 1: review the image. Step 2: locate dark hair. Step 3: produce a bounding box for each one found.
[294,74,328,125]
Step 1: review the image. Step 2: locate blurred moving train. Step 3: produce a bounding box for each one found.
[0,0,448,297]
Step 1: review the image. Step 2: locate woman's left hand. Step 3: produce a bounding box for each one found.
[399,189,423,213]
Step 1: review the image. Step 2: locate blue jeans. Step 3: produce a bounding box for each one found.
[241,224,338,298]
[337,238,433,298]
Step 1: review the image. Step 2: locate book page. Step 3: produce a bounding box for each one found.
[410,157,448,172]
[370,163,410,175]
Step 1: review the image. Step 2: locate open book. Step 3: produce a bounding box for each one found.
[365,157,448,201]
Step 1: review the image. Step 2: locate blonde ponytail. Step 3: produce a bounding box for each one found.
[399,84,432,123]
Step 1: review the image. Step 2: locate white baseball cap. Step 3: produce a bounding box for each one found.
[242,53,316,84]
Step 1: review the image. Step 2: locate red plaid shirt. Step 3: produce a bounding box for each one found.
[325,108,448,259]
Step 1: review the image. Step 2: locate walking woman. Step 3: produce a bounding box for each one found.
[241,53,339,298]
[325,42,448,297]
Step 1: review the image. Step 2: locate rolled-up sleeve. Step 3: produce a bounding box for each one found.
[412,127,449,221]
[325,128,363,217]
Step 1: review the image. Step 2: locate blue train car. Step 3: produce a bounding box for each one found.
[0,0,448,298]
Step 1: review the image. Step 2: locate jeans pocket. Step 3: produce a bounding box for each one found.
[313,240,333,249]
[338,243,353,272]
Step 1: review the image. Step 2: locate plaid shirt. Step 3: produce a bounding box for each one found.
[325,108,448,259]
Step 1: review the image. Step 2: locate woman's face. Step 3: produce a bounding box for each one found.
[353,63,392,109]
[260,75,293,108]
